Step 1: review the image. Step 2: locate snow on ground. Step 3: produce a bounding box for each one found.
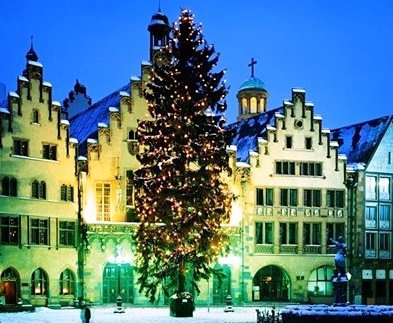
[0,306,265,323]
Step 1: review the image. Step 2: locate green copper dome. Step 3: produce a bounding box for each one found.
[239,77,267,92]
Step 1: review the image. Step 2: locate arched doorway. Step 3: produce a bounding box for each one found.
[253,265,290,301]
[212,263,232,305]
[1,267,20,304]
[102,263,134,304]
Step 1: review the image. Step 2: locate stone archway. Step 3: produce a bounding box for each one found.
[252,265,290,301]
[1,267,20,304]
[102,263,134,304]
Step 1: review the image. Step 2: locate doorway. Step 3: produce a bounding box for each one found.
[253,265,290,301]
[1,267,20,304]
[102,263,134,304]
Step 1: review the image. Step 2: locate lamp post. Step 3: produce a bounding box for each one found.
[112,245,128,313]
[240,174,247,306]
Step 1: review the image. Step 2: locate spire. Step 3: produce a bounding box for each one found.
[148,8,170,61]
[25,35,39,62]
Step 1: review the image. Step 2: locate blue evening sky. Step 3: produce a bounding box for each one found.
[1,0,392,127]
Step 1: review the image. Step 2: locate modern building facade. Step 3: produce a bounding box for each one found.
[1,9,392,308]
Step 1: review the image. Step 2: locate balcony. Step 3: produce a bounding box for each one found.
[255,244,274,254]
[303,245,322,254]
[279,245,298,254]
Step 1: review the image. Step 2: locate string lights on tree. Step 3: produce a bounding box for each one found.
[134,9,232,308]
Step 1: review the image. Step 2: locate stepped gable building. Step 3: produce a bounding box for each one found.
[1,8,392,308]
[0,44,79,307]
[331,115,393,304]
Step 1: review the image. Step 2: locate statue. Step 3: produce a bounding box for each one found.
[330,236,347,277]
[330,236,348,304]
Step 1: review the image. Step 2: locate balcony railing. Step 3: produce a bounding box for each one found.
[303,245,322,254]
[279,245,298,254]
[255,244,274,254]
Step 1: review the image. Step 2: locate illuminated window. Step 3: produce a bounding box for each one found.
[259,98,265,110]
[13,139,28,156]
[379,177,390,200]
[96,183,111,221]
[379,205,391,229]
[365,205,377,228]
[307,266,334,296]
[0,216,19,244]
[365,176,377,200]
[59,269,75,296]
[31,268,48,296]
[241,98,247,114]
[250,97,257,113]
[59,221,75,246]
[255,222,273,244]
[30,218,49,245]
[1,176,17,196]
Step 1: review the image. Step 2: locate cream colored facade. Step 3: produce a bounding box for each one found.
[0,54,78,307]
[1,10,354,308]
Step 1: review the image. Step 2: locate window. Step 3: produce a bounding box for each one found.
[365,231,377,258]
[30,218,49,245]
[275,161,295,175]
[255,222,273,244]
[305,137,312,150]
[304,189,321,207]
[300,162,322,176]
[280,189,298,207]
[0,216,19,244]
[307,266,334,296]
[31,268,48,296]
[379,232,391,259]
[32,180,46,199]
[59,221,75,246]
[1,176,17,196]
[32,110,39,123]
[366,176,377,200]
[379,177,391,200]
[96,183,111,221]
[280,223,297,244]
[60,269,75,296]
[43,144,57,160]
[256,188,274,206]
[304,223,321,245]
[285,136,293,149]
[326,223,345,243]
[365,205,377,229]
[241,98,247,114]
[13,139,28,156]
[250,97,257,113]
[128,130,138,140]
[326,190,344,208]
[60,185,74,202]
[126,170,134,206]
[379,205,391,229]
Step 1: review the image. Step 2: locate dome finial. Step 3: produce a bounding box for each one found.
[26,35,39,62]
[158,0,161,11]
[248,57,257,78]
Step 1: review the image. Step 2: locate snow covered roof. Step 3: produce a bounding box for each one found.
[227,106,283,163]
[331,115,393,165]
[70,83,130,155]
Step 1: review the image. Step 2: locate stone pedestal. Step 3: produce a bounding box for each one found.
[332,275,348,304]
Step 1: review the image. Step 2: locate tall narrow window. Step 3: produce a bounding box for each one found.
[126,170,134,206]
[0,216,19,244]
[30,218,49,245]
[59,221,75,246]
[1,177,17,196]
[43,144,57,160]
[280,189,298,207]
[286,136,293,149]
[379,205,391,230]
[32,110,39,123]
[379,177,391,201]
[250,97,257,113]
[60,269,75,296]
[365,205,377,229]
[365,176,377,200]
[304,223,321,245]
[39,181,46,199]
[365,232,377,258]
[255,222,273,244]
[32,180,39,198]
[305,137,312,150]
[256,188,264,206]
[31,269,48,296]
[96,183,111,221]
[304,189,321,207]
[280,223,297,244]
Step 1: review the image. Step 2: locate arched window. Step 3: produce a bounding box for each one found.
[39,181,46,199]
[32,110,39,124]
[31,268,48,296]
[250,97,257,113]
[307,265,334,296]
[241,98,247,114]
[260,98,266,111]
[32,180,39,198]
[2,177,10,195]
[128,129,137,140]
[59,269,76,296]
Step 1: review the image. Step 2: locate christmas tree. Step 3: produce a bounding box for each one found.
[134,9,232,306]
